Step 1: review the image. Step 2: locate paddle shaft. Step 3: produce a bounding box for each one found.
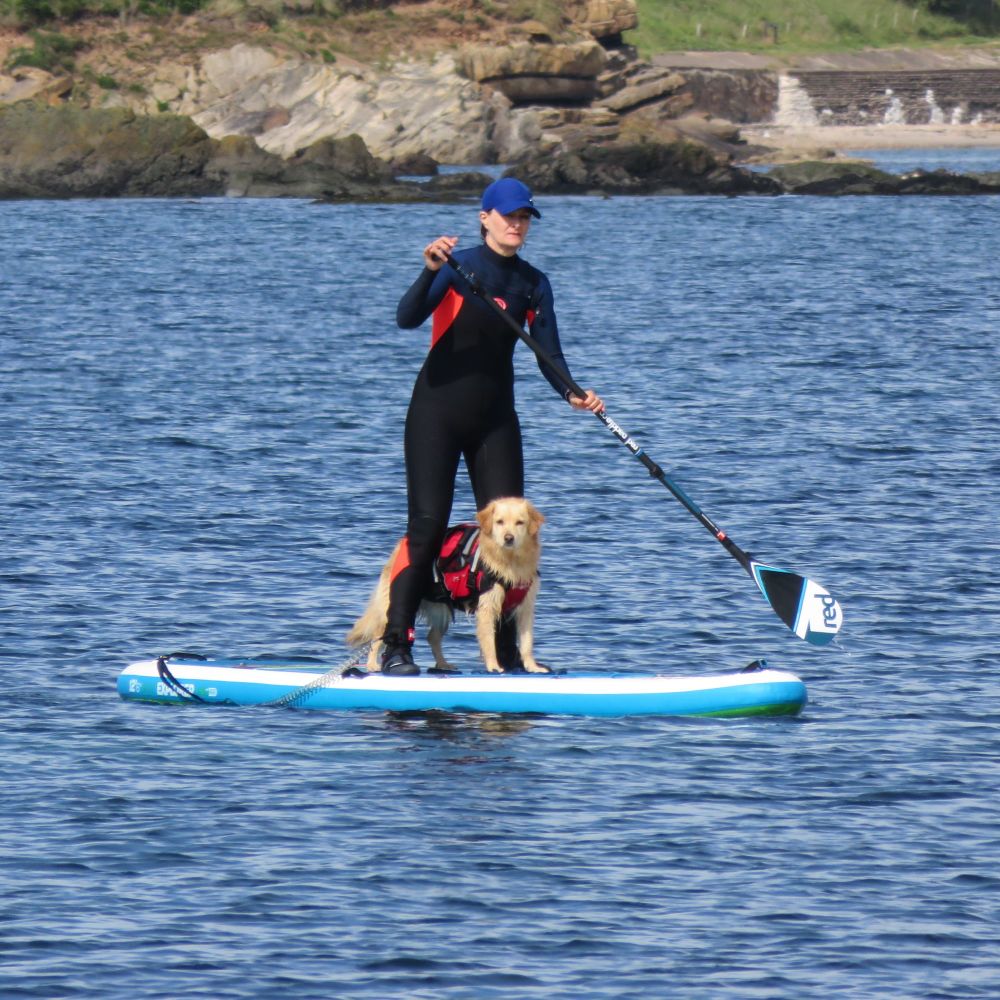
[445,252,755,577]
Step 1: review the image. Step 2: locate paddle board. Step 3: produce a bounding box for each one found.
[117,656,807,718]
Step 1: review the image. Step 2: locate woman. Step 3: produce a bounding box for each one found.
[380,176,603,675]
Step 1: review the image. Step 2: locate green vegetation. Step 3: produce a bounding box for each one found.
[0,0,996,58]
[627,0,1000,55]
[0,0,213,26]
[508,0,565,32]
[5,29,82,72]
[3,0,85,22]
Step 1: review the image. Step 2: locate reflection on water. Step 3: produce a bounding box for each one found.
[381,709,536,742]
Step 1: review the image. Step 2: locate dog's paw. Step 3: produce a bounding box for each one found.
[523,662,552,674]
[485,663,504,673]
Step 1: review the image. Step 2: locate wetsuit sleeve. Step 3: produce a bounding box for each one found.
[396,266,453,329]
[528,272,577,400]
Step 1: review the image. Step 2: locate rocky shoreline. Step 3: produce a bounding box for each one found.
[2,5,1000,201]
[2,102,1000,201]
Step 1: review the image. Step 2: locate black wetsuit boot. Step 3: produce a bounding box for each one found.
[381,629,420,676]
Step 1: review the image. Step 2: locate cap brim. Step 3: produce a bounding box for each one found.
[493,201,541,219]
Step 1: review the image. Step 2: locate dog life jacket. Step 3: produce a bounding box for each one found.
[429,524,531,615]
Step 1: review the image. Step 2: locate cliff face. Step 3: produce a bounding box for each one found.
[0,1,639,114]
[0,2,667,166]
[5,5,1000,151]
[0,4,735,169]
[1,2,742,198]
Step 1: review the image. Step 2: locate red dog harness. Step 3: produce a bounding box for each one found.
[429,524,531,615]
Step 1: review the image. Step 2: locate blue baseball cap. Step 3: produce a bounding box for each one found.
[481,177,541,219]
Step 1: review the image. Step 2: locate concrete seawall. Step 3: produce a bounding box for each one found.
[655,50,1000,128]
[782,69,1000,126]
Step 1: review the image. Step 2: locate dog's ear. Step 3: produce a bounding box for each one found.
[527,502,545,536]
[477,500,495,535]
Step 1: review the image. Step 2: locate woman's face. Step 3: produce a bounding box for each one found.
[480,208,533,256]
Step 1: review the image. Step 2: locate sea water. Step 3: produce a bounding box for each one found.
[3,163,1000,997]
[845,145,1000,175]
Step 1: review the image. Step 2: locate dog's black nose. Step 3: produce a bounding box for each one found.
[504,533,514,545]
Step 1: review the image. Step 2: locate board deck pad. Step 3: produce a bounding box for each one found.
[118,657,808,719]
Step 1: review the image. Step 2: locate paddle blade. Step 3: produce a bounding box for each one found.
[751,563,843,646]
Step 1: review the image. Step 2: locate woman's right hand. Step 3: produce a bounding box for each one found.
[423,236,459,271]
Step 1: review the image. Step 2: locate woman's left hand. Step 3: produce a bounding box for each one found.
[568,389,604,413]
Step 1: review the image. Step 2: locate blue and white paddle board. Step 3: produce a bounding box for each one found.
[118,657,807,718]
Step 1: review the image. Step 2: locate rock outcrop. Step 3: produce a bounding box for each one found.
[2,103,998,200]
[185,47,513,164]
[0,4,748,171]
[5,6,1000,186]
[767,159,1000,194]
[457,39,609,104]
[0,104,402,199]
[510,138,781,195]
[598,66,687,113]
[567,0,639,41]
[0,104,219,197]
[164,39,716,165]
[207,132,401,199]
[0,66,74,105]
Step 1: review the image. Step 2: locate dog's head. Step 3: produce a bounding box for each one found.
[477,497,544,551]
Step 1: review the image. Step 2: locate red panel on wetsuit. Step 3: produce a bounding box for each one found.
[431,288,464,348]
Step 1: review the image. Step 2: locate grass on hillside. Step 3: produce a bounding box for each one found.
[626,0,1000,55]
[2,0,998,72]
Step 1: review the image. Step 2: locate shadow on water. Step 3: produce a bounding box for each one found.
[380,709,537,744]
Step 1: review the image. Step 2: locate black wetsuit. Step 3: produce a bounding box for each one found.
[385,242,576,638]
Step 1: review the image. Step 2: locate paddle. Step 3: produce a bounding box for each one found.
[445,252,843,646]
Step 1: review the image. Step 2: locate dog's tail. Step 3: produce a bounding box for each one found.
[346,585,387,646]
[346,619,376,648]
[345,544,396,647]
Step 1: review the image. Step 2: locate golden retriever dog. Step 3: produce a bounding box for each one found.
[347,497,547,673]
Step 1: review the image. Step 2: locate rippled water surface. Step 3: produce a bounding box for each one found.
[3,185,1000,998]
[845,144,1000,174]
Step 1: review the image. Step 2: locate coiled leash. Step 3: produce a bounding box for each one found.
[258,643,373,709]
[155,649,371,709]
